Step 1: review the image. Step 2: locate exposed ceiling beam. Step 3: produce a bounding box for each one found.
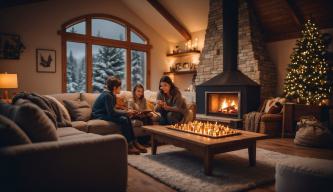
[0,0,46,9]
[285,0,304,28]
[147,0,191,41]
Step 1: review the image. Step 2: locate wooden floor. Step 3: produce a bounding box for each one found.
[127,138,333,192]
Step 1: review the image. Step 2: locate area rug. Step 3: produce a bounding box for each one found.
[128,145,296,192]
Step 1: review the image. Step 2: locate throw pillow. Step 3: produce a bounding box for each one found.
[0,115,31,147]
[45,95,71,121]
[13,102,58,142]
[146,101,155,111]
[63,100,92,121]
[116,95,128,109]
[267,102,283,114]
[264,97,285,113]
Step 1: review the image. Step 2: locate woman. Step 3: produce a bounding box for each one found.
[155,76,188,125]
[128,84,153,125]
[92,76,147,155]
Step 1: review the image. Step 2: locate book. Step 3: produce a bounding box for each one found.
[139,109,152,114]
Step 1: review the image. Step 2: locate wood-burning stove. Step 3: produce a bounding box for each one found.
[196,0,261,120]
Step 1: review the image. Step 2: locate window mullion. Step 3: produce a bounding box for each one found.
[86,17,93,93]
[127,48,131,91]
[126,28,131,91]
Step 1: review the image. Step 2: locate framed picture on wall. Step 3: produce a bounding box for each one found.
[36,49,56,73]
[0,33,25,59]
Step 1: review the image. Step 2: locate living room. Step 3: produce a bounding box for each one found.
[0,0,333,191]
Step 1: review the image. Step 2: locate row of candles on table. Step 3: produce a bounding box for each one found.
[170,121,239,137]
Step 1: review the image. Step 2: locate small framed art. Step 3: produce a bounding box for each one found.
[36,49,56,73]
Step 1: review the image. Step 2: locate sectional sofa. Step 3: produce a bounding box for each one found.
[0,90,195,192]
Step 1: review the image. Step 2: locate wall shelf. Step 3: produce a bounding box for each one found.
[164,70,197,75]
[167,50,201,57]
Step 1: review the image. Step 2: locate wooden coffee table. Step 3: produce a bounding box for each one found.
[142,125,267,175]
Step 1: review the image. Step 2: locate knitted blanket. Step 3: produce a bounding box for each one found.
[12,92,72,128]
[244,112,264,132]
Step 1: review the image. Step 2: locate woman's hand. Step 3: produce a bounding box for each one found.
[157,100,165,107]
[162,104,172,111]
[127,109,138,117]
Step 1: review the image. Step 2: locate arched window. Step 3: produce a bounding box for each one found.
[60,14,151,93]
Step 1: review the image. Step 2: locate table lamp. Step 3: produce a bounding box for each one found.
[0,73,18,100]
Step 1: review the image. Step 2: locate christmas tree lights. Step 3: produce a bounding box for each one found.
[283,19,330,105]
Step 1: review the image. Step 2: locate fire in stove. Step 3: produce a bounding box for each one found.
[206,92,240,117]
[218,98,238,114]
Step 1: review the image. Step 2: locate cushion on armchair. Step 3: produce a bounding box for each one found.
[264,97,285,114]
[261,113,283,122]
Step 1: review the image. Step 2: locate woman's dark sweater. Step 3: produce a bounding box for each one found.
[92,90,127,119]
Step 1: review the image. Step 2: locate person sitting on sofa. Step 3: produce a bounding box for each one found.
[128,84,154,125]
[155,76,188,125]
[91,76,147,155]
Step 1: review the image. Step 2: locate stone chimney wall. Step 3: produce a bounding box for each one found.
[195,0,277,99]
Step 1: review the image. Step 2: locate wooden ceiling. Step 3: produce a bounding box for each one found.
[1,0,332,42]
[249,0,333,42]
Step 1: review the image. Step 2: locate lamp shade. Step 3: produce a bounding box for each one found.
[0,73,18,88]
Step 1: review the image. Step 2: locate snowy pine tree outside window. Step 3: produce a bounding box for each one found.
[62,14,150,93]
[93,45,126,92]
[131,50,146,88]
[66,42,86,93]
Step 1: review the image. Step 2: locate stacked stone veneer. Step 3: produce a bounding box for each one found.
[195,0,277,99]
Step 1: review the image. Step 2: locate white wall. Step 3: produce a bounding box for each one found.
[0,0,169,95]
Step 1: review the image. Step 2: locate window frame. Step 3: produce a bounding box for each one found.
[60,14,151,92]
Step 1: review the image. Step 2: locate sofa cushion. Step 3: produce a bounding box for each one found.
[49,93,80,105]
[71,121,88,132]
[87,119,120,135]
[0,115,31,147]
[81,93,100,107]
[63,100,92,121]
[261,114,283,122]
[57,127,86,138]
[59,132,102,141]
[0,102,58,142]
[45,95,71,121]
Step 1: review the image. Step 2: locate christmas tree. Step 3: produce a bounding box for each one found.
[131,50,145,88]
[283,19,330,105]
[92,46,126,92]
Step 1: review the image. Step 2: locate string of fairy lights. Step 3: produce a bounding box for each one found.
[283,19,330,106]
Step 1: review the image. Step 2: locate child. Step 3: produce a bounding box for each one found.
[128,84,153,125]
[155,76,188,125]
[92,76,147,155]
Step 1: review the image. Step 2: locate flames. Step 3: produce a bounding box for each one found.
[218,98,238,114]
